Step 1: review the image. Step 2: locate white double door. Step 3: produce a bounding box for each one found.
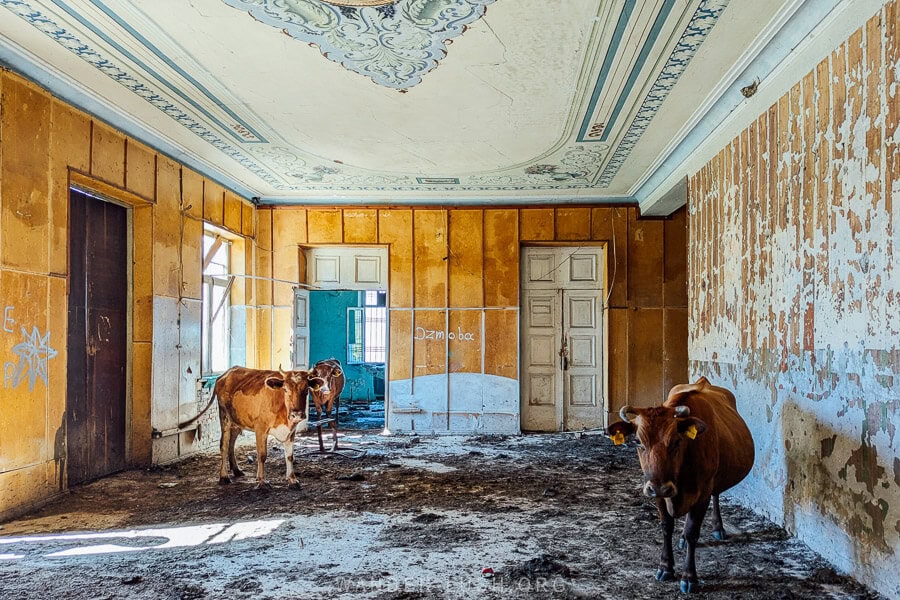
[520,246,606,431]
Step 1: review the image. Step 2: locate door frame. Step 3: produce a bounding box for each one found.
[296,244,390,431]
[518,242,610,432]
[66,183,135,480]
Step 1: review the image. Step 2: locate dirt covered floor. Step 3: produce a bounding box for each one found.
[0,432,883,599]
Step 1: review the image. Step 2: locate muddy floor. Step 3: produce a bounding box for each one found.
[0,432,883,599]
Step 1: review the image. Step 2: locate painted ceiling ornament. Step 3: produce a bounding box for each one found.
[220,0,496,88]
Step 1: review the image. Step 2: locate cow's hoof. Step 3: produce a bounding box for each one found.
[655,568,674,582]
[218,476,232,485]
[712,529,727,541]
[254,481,272,491]
[232,468,245,478]
[679,579,698,594]
[678,536,686,550]
[288,480,301,491]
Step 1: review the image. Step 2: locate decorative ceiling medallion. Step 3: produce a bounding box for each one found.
[221,0,496,89]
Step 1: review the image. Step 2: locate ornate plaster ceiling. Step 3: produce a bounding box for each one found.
[0,0,829,209]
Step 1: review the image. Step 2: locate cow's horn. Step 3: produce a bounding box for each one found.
[619,405,638,423]
[674,405,690,418]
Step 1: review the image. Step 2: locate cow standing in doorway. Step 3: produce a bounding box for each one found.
[179,366,327,490]
[310,358,345,421]
[606,376,754,593]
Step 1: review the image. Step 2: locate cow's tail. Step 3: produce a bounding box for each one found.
[177,384,218,429]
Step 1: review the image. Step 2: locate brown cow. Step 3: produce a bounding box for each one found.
[606,376,754,593]
[310,358,345,421]
[179,366,327,490]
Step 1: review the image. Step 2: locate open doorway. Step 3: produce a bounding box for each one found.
[294,246,389,431]
[307,290,386,430]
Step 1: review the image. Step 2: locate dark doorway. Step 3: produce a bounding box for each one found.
[66,189,128,486]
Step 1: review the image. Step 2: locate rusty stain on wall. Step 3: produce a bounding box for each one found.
[687,2,899,596]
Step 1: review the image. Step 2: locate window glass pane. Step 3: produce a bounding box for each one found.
[201,229,232,374]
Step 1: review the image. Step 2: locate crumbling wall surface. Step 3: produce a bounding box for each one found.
[688,2,899,596]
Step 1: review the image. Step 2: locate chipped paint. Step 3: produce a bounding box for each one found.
[687,4,900,597]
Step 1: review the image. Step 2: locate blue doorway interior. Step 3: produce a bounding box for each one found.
[308,290,386,430]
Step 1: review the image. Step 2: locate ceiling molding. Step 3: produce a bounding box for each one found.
[636,0,887,215]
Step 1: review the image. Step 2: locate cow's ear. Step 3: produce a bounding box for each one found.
[676,417,707,439]
[265,376,285,389]
[308,377,324,391]
[606,421,635,446]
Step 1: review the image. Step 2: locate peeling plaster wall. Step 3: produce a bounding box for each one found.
[687,2,900,595]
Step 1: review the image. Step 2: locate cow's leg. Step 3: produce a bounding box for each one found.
[283,433,300,490]
[710,494,727,540]
[218,413,233,485]
[679,496,710,593]
[228,425,244,478]
[655,499,676,582]
[253,429,270,490]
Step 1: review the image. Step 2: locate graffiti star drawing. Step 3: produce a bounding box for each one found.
[8,326,58,391]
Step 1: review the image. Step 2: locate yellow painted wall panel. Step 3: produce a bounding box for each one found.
[379,210,413,308]
[181,216,203,300]
[343,209,378,244]
[413,210,447,308]
[125,140,156,201]
[49,99,90,276]
[484,309,517,379]
[519,208,554,241]
[256,307,273,369]
[0,271,50,470]
[484,209,518,307]
[448,210,483,308]
[413,309,446,377]
[2,74,50,273]
[242,201,255,238]
[133,206,153,343]
[131,341,152,465]
[180,168,204,219]
[590,207,628,308]
[389,309,412,382]
[273,208,305,306]
[307,209,342,244]
[46,276,66,464]
[256,249,273,306]
[153,156,182,298]
[555,207,591,240]
[0,462,60,521]
[90,121,125,187]
[203,180,225,227]
[257,207,273,251]
[448,310,481,373]
[273,307,293,370]
[224,191,243,234]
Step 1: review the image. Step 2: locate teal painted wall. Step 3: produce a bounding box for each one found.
[308,291,380,401]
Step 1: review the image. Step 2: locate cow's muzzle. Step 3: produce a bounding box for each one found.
[643,481,677,499]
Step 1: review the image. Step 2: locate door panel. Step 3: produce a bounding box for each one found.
[521,246,606,432]
[293,289,310,369]
[67,190,128,486]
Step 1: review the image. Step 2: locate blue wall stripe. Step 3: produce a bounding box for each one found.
[577,0,636,142]
[600,0,676,142]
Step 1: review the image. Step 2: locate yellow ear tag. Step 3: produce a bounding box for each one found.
[611,432,625,445]
[685,425,698,440]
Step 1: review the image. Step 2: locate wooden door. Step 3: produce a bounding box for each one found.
[67,189,128,485]
[520,247,605,431]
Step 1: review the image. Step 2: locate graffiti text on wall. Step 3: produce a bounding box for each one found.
[3,306,58,391]
[414,327,476,342]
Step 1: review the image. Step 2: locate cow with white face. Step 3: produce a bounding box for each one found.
[179,366,328,490]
